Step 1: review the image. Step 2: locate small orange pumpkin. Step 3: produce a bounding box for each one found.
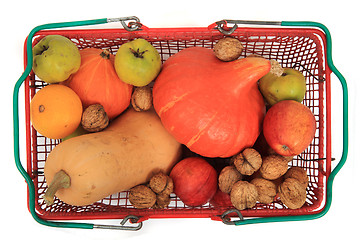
[65,48,133,119]
[153,47,271,158]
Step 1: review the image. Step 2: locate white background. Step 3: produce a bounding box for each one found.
[2,0,358,239]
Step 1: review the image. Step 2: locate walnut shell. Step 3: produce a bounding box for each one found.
[278,178,307,209]
[230,181,258,210]
[131,86,153,111]
[149,172,173,195]
[218,165,242,194]
[250,178,277,204]
[129,185,156,209]
[284,166,309,189]
[233,148,262,175]
[154,193,171,209]
[269,59,284,77]
[260,155,288,180]
[214,37,244,62]
[81,104,109,132]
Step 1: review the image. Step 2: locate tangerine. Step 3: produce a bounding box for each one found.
[30,84,83,139]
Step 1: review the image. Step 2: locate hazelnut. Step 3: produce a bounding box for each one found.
[214,37,244,62]
[131,85,153,111]
[149,172,173,195]
[278,177,307,209]
[81,104,109,132]
[230,181,258,210]
[260,155,288,180]
[284,166,309,189]
[233,148,262,176]
[218,165,242,194]
[129,185,156,209]
[250,178,277,204]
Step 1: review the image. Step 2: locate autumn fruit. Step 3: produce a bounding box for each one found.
[30,84,83,139]
[153,47,270,158]
[114,38,162,87]
[170,157,218,207]
[32,35,81,83]
[61,125,88,141]
[259,68,306,106]
[65,48,133,120]
[263,100,316,156]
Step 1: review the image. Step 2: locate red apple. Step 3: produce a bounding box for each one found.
[170,157,218,207]
[209,188,233,207]
[262,100,316,156]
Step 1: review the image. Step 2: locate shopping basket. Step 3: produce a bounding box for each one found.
[13,16,348,230]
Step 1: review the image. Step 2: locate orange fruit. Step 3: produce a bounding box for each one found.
[30,84,83,139]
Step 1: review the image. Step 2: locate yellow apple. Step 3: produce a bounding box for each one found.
[114,39,161,87]
[259,68,306,106]
[32,35,81,83]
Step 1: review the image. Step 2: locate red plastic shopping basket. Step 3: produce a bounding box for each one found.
[13,17,348,230]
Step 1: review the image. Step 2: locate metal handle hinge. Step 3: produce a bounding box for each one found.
[93,215,143,231]
[107,16,142,31]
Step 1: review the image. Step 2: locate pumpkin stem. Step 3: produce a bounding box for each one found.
[100,49,111,59]
[43,170,71,206]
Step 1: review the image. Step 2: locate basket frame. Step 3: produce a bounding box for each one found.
[13,18,348,229]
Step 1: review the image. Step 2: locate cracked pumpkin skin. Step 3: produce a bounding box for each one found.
[153,47,271,158]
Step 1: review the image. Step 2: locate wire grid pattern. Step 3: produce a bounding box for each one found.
[27,27,327,220]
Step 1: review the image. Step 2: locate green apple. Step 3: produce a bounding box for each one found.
[61,125,88,141]
[32,35,81,83]
[259,68,306,106]
[114,38,161,87]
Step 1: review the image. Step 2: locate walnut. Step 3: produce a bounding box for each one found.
[230,181,258,210]
[269,59,284,77]
[149,172,173,195]
[214,37,244,62]
[218,165,242,194]
[260,155,288,180]
[250,178,277,204]
[129,185,156,209]
[284,166,309,189]
[233,148,262,175]
[267,147,293,162]
[247,54,263,58]
[81,104,109,132]
[154,193,171,209]
[278,177,307,209]
[131,85,153,111]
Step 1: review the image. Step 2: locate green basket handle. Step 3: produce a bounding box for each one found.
[12,17,144,230]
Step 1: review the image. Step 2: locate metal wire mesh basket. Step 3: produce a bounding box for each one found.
[13,17,348,230]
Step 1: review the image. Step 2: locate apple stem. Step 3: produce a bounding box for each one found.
[130,48,148,58]
[281,72,287,77]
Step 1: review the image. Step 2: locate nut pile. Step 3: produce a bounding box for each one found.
[129,172,173,209]
[217,147,309,210]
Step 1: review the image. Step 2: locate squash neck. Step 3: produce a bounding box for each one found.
[43,170,71,206]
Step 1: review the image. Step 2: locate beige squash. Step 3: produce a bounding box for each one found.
[43,108,182,206]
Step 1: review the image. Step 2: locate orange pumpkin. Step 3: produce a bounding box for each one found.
[153,47,271,158]
[65,48,133,119]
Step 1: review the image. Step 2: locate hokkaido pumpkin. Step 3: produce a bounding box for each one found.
[43,108,182,206]
[153,47,271,158]
[65,48,133,120]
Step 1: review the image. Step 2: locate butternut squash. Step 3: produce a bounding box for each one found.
[43,108,182,206]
